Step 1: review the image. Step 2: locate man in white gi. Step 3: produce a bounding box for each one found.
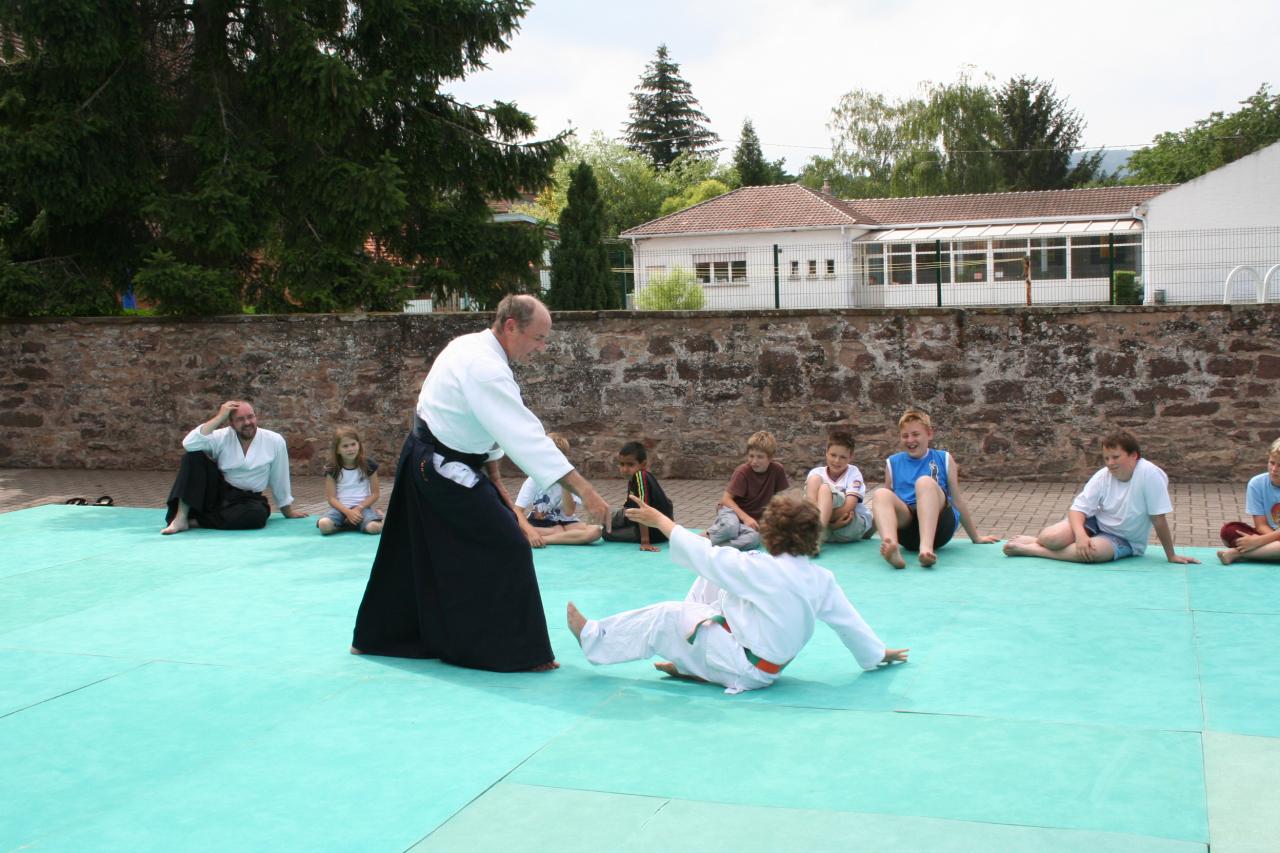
[352,294,611,673]
[567,492,909,694]
[161,400,306,534]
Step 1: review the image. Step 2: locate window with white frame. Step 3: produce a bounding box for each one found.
[693,254,747,284]
[789,260,800,278]
[807,259,817,277]
[825,258,835,276]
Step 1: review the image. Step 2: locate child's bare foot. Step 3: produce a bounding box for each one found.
[528,660,560,671]
[919,549,937,568]
[566,602,587,642]
[1217,548,1238,565]
[654,661,707,682]
[879,538,906,569]
[160,517,188,535]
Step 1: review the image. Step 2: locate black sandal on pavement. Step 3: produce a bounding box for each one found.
[64,497,87,505]
[94,495,115,506]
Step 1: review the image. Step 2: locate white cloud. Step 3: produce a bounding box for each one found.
[451,0,1279,171]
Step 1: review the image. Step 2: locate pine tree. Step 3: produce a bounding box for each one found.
[548,163,616,310]
[0,0,565,316]
[623,44,719,168]
[731,118,791,185]
[994,76,1102,190]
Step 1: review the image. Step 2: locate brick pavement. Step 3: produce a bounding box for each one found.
[0,467,1243,548]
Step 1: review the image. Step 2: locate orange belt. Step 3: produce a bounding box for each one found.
[687,615,789,675]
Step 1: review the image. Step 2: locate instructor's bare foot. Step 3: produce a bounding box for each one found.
[528,660,559,672]
[654,661,707,682]
[349,645,364,655]
[919,549,937,568]
[1217,548,1238,565]
[160,518,189,535]
[880,538,907,569]
[566,602,587,642]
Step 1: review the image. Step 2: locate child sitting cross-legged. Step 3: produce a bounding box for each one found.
[600,441,674,552]
[1217,436,1280,566]
[514,432,602,548]
[704,430,790,551]
[567,491,909,695]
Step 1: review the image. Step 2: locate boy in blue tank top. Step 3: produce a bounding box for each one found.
[870,408,998,569]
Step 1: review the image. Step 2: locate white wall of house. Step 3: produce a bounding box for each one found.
[628,228,874,309]
[1143,142,1280,303]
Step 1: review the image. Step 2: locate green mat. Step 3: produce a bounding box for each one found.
[1,504,1277,851]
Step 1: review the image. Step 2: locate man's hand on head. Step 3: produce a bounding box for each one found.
[217,400,241,423]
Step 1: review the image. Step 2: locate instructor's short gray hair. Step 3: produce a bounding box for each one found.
[493,294,544,331]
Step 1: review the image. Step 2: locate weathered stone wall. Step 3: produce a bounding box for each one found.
[3,306,1279,483]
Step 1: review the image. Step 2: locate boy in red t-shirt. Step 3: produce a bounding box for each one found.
[703,431,790,551]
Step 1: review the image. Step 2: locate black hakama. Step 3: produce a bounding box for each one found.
[351,421,554,671]
[165,451,270,529]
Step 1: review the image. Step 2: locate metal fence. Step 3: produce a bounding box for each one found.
[612,227,1280,311]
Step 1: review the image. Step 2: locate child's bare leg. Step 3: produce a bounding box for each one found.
[541,523,602,545]
[806,476,833,526]
[161,500,191,535]
[364,520,382,535]
[914,476,945,566]
[318,517,337,535]
[1228,541,1280,563]
[871,488,910,569]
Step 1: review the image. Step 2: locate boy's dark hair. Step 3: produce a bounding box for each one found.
[1101,430,1141,456]
[619,441,647,462]
[760,492,824,557]
[827,431,855,451]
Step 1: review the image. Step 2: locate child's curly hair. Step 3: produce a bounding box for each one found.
[759,491,824,557]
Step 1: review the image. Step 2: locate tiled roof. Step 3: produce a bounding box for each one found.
[620,185,871,236]
[848,185,1175,225]
[621,183,1176,237]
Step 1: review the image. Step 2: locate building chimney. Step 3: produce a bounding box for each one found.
[821,179,832,195]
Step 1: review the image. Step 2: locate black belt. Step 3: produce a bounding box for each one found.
[414,416,490,469]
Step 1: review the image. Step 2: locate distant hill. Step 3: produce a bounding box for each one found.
[1074,148,1136,179]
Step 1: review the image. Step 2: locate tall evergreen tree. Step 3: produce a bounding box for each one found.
[731,118,789,186]
[0,0,565,316]
[623,44,719,168]
[994,76,1102,190]
[548,162,616,310]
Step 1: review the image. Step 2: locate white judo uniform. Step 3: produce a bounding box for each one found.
[578,526,888,694]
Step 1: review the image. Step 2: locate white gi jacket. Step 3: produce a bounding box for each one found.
[669,526,887,671]
[182,426,294,509]
[417,329,571,490]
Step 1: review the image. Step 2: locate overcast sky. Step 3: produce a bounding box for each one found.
[451,0,1279,172]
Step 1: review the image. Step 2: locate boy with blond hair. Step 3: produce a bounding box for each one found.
[1003,429,1199,565]
[871,408,997,569]
[1217,437,1280,565]
[703,430,790,551]
[805,431,872,545]
[514,433,603,547]
[567,492,908,694]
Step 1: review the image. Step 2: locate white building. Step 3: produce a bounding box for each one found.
[620,146,1280,309]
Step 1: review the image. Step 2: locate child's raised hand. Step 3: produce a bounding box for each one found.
[624,494,666,529]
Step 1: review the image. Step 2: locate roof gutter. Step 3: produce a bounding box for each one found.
[622,223,865,241]
[865,212,1143,230]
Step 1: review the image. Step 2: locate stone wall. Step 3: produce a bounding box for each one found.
[3,306,1279,484]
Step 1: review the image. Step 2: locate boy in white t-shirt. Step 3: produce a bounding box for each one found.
[1217,437,1280,565]
[1003,430,1199,564]
[514,433,602,547]
[804,431,872,545]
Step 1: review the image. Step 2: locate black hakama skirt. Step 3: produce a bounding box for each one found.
[350,425,554,671]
